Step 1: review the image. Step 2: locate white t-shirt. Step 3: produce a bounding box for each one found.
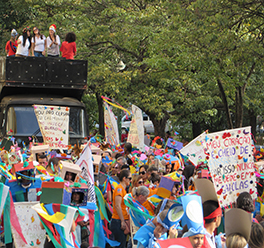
[46,35,60,56]
[16,35,30,56]
[31,35,46,52]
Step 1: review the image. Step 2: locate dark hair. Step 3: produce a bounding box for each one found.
[65,32,76,43]
[47,157,59,168]
[260,221,264,229]
[118,169,130,182]
[121,164,129,170]
[124,142,132,153]
[165,163,173,173]
[139,164,149,172]
[115,153,122,160]
[147,166,158,173]
[249,222,264,248]
[49,32,56,42]
[166,131,171,136]
[80,242,89,248]
[203,200,219,224]
[236,192,254,213]
[22,32,31,49]
[150,173,160,184]
[183,163,195,189]
[155,138,163,145]
[38,154,47,160]
[33,27,44,42]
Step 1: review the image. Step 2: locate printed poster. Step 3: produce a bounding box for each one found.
[180,132,206,166]
[12,202,46,248]
[104,102,119,146]
[127,105,144,151]
[34,105,69,149]
[203,127,256,207]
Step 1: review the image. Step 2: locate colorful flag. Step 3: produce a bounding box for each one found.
[32,203,84,248]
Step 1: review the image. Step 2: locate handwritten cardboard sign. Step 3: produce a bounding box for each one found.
[127,105,144,151]
[12,202,46,248]
[33,105,69,149]
[104,102,119,146]
[180,132,206,166]
[203,127,256,207]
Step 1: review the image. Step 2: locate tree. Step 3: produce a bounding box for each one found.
[2,0,264,139]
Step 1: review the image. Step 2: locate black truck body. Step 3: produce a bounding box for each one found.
[0,56,88,146]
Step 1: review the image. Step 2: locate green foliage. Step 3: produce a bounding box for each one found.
[2,0,264,138]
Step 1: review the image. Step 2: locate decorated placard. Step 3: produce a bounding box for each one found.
[33,105,69,149]
[167,138,183,151]
[127,105,144,151]
[180,131,206,166]
[12,202,46,248]
[203,127,256,207]
[76,144,96,203]
[104,102,119,146]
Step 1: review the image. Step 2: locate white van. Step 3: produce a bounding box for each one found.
[121,113,154,134]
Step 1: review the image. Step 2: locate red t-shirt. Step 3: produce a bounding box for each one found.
[60,41,76,60]
[5,40,18,56]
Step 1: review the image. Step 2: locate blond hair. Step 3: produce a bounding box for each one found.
[226,233,247,248]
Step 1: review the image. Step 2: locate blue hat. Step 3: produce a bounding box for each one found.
[181,194,206,237]
[157,199,184,229]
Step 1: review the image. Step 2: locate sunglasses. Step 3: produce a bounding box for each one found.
[139,171,146,175]
[127,177,132,180]
[138,181,144,185]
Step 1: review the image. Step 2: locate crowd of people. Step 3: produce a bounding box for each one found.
[5,25,77,59]
[0,130,263,248]
[98,140,264,248]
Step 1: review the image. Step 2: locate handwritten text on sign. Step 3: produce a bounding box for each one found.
[203,127,256,207]
[12,202,46,248]
[34,105,69,149]
[104,102,119,146]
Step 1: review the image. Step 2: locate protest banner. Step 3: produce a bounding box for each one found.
[33,105,69,149]
[203,127,256,207]
[127,105,144,150]
[180,131,206,166]
[104,102,119,146]
[76,144,96,203]
[12,202,46,248]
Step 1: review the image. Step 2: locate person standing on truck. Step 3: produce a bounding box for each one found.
[60,32,77,60]
[5,29,18,57]
[16,26,32,57]
[46,24,60,57]
[31,26,46,57]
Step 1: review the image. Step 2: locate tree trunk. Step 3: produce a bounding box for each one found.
[217,79,233,129]
[249,109,256,138]
[235,86,243,128]
[192,121,201,138]
[148,113,169,138]
[235,62,255,128]
[96,92,105,137]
